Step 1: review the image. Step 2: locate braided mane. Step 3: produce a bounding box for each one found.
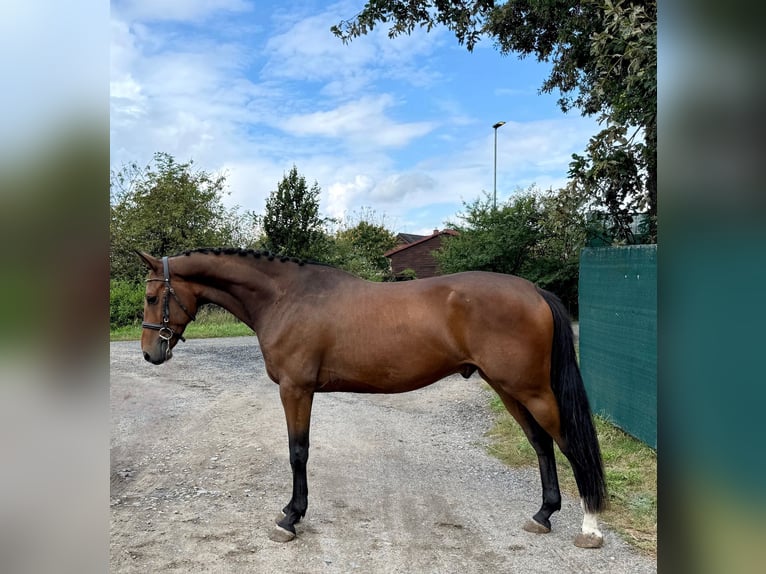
[176,247,335,268]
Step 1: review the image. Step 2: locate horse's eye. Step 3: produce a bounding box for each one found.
[146,295,158,305]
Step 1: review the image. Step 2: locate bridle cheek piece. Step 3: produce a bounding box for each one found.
[142,256,196,356]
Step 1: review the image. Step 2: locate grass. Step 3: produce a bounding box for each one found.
[110,306,254,341]
[486,392,657,556]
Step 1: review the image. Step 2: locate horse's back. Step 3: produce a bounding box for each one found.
[326,270,550,342]
[408,271,550,329]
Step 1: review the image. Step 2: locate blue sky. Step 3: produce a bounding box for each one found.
[110,0,600,235]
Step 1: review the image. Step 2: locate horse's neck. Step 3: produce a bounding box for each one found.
[183,256,283,331]
[200,282,266,330]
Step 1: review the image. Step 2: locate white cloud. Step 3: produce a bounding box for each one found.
[219,158,284,213]
[326,175,375,219]
[372,172,437,202]
[110,10,275,171]
[262,3,443,92]
[114,0,252,23]
[495,118,595,175]
[281,96,435,148]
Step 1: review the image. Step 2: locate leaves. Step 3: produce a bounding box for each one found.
[110,152,253,283]
[333,218,398,280]
[332,0,493,51]
[260,165,329,261]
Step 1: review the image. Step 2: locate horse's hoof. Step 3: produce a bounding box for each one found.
[268,525,296,543]
[574,532,603,548]
[522,518,551,534]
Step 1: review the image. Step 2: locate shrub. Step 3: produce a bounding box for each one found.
[110,279,145,329]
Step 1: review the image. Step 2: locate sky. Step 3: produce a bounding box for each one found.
[110,0,600,235]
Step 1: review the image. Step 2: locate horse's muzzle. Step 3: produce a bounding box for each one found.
[143,352,162,365]
[142,346,172,365]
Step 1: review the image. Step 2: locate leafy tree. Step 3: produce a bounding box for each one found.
[261,165,329,260]
[110,152,252,283]
[333,0,657,242]
[569,0,656,243]
[534,185,589,313]
[331,209,398,281]
[436,189,544,277]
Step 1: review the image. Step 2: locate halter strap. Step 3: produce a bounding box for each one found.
[162,255,169,283]
[142,256,196,345]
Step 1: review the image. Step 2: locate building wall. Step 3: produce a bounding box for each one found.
[388,235,447,279]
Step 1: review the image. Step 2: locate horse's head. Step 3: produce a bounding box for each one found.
[136,252,198,365]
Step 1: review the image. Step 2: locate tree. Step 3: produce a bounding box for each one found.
[261,165,329,260]
[534,184,589,313]
[333,0,657,242]
[331,209,398,281]
[110,152,252,283]
[568,0,656,242]
[435,189,544,277]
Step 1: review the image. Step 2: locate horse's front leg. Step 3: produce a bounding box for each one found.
[269,380,314,543]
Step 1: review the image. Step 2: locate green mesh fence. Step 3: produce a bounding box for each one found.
[578,246,657,448]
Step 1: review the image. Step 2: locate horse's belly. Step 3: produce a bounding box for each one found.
[316,352,460,394]
[315,375,443,394]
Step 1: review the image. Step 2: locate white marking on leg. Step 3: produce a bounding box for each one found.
[582,511,602,537]
[580,499,602,537]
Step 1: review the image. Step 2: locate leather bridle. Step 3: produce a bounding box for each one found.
[142,256,196,353]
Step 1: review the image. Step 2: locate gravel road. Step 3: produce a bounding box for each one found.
[110,337,655,573]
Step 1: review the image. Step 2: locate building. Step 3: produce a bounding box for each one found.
[384,229,458,280]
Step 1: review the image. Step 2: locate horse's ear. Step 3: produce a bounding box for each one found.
[135,250,160,271]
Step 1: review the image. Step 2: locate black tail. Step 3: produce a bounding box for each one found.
[538,288,607,513]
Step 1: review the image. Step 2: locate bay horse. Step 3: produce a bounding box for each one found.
[137,248,607,548]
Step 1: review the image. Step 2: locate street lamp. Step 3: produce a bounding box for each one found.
[492,121,506,210]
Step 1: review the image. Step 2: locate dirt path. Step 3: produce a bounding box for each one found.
[111,337,655,573]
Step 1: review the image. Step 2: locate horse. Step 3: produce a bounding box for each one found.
[137,247,607,548]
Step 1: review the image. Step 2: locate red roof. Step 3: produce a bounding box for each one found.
[384,229,458,257]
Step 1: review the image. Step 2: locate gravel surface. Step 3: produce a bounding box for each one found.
[111,336,656,573]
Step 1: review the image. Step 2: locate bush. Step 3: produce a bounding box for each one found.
[110,279,144,329]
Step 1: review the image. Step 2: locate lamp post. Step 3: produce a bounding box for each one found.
[492,121,506,210]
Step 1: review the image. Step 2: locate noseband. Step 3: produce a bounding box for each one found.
[142,256,196,349]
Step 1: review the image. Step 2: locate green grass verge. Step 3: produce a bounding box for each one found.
[110,306,254,341]
[486,392,657,556]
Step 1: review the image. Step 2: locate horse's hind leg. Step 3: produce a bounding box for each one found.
[491,387,562,533]
[517,389,605,548]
